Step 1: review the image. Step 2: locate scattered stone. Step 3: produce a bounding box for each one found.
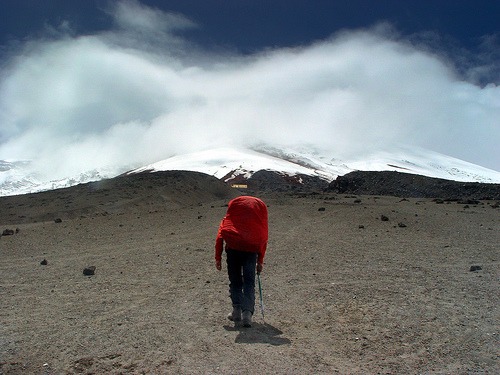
[83,266,96,276]
[359,225,365,229]
[433,199,444,204]
[469,265,482,272]
[2,229,15,236]
[354,199,362,203]
[398,222,407,228]
[54,218,62,223]
[459,199,480,205]
[40,259,48,265]
[318,207,326,212]
[380,215,389,221]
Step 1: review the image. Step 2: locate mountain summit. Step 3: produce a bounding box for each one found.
[129,145,500,184]
[1,145,499,197]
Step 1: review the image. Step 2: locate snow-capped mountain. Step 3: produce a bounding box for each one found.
[0,161,117,197]
[1,145,499,197]
[128,145,500,184]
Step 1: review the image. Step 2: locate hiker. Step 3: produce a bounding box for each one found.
[215,195,268,327]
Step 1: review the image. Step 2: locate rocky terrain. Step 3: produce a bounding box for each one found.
[328,171,500,200]
[1,170,499,374]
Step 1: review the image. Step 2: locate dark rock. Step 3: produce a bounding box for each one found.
[469,265,482,272]
[40,259,48,265]
[318,207,326,212]
[54,218,62,223]
[2,229,15,236]
[327,171,500,200]
[459,199,480,205]
[359,225,365,229]
[398,222,407,228]
[235,170,328,193]
[83,266,96,276]
[380,215,389,221]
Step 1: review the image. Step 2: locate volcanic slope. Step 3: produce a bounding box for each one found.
[1,170,499,374]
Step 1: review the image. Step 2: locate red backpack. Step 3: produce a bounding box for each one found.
[220,196,268,252]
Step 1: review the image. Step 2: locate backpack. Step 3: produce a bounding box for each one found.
[220,196,268,252]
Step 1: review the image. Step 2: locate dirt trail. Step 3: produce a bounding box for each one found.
[1,175,499,374]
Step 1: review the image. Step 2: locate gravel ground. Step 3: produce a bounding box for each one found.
[1,171,499,374]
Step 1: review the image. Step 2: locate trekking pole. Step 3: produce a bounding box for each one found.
[257,273,265,322]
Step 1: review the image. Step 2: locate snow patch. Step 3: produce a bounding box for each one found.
[1,144,499,196]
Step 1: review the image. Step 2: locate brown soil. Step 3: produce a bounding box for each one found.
[1,172,499,374]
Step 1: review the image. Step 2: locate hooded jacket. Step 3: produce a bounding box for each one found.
[215,196,268,264]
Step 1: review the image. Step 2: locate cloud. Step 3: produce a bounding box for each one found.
[110,0,196,33]
[0,1,498,180]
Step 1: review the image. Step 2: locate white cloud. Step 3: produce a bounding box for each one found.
[0,1,498,180]
[110,0,196,34]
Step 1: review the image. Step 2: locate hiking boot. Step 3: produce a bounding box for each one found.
[242,310,252,327]
[227,306,242,322]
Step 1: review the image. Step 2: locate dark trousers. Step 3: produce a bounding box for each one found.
[226,249,257,314]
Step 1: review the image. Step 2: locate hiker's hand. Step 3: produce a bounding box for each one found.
[215,260,222,271]
[256,263,263,274]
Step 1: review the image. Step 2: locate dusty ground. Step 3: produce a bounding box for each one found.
[0,172,499,374]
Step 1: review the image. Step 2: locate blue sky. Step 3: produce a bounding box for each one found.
[1,1,498,53]
[0,0,498,177]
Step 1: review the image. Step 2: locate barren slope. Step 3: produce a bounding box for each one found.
[1,172,499,374]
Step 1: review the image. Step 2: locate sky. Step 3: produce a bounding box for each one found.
[0,0,498,180]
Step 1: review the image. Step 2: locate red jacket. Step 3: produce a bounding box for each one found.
[215,196,268,264]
